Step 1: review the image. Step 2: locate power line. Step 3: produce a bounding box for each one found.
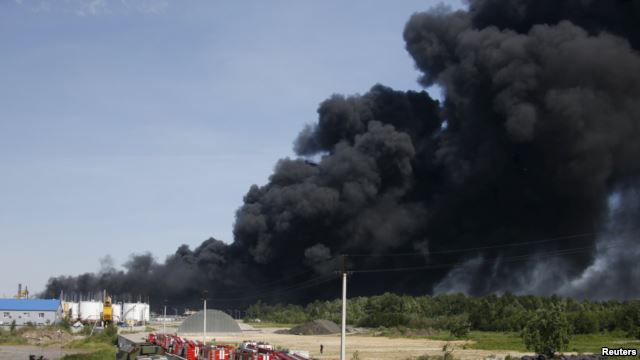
[197,230,636,303]
[346,228,638,258]
[209,269,315,296]
[348,240,627,274]
[210,274,336,302]
[203,256,336,297]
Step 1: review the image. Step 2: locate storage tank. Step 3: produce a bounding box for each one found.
[62,302,71,319]
[143,303,150,322]
[135,303,148,323]
[79,301,103,322]
[69,302,80,321]
[111,303,122,323]
[123,303,141,323]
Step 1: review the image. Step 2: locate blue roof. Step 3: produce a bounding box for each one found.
[0,299,60,311]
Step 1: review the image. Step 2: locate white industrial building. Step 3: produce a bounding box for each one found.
[0,299,62,326]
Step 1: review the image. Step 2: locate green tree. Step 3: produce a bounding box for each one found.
[245,300,264,320]
[571,311,600,334]
[469,296,499,330]
[448,315,471,338]
[9,320,16,334]
[618,300,640,339]
[521,304,571,357]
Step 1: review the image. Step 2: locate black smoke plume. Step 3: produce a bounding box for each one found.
[44,0,640,308]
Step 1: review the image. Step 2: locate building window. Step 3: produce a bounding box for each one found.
[23,312,29,317]
[3,312,8,318]
[39,313,45,318]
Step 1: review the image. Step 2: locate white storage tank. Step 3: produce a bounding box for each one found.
[69,302,79,321]
[143,303,150,322]
[79,301,103,322]
[135,303,148,323]
[62,302,78,321]
[111,303,122,323]
[123,303,141,323]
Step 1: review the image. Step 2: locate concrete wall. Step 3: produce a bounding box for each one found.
[0,309,60,326]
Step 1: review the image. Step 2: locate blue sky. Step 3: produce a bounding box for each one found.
[0,0,462,297]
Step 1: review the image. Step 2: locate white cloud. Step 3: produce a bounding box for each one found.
[120,0,169,14]
[72,0,108,16]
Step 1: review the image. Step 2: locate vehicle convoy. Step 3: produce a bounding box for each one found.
[146,333,310,360]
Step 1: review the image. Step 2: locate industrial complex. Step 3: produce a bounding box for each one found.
[0,284,151,327]
[61,298,150,325]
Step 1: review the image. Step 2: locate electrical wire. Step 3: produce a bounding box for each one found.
[348,240,627,274]
[201,255,336,297]
[199,229,637,302]
[346,228,638,257]
[209,274,337,302]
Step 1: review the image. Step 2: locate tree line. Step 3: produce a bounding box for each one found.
[245,293,640,338]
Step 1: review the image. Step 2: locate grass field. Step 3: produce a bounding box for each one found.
[0,331,28,346]
[242,323,640,357]
[60,327,117,360]
[60,348,116,360]
[427,330,640,354]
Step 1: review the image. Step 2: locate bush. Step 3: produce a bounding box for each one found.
[442,343,455,360]
[521,304,571,356]
[69,324,118,349]
[58,317,72,331]
[359,312,410,328]
[433,314,471,338]
[449,319,470,339]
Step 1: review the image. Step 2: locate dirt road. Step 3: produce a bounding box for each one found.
[121,323,531,360]
[178,330,531,360]
[0,345,90,360]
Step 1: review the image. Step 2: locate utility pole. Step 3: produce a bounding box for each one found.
[340,255,348,360]
[163,299,167,335]
[202,290,208,345]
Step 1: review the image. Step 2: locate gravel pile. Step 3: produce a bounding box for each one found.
[287,320,341,335]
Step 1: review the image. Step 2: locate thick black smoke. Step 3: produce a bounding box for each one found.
[403,0,640,297]
[44,0,640,307]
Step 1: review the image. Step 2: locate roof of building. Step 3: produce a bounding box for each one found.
[0,299,61,312]
[177,309,241,334]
